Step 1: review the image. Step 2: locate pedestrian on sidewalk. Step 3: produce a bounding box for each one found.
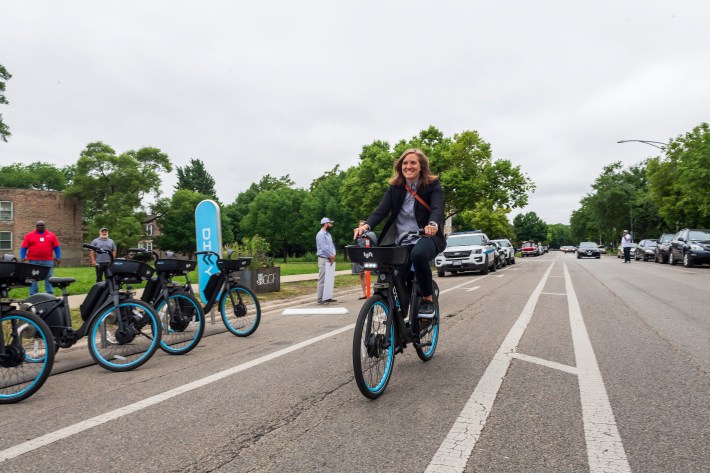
[20,220,61,295]
[89,227,117,282]
[621,229,632,263]
[316,217,337,304]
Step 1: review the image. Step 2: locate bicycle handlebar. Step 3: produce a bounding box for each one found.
[395,229,426,246]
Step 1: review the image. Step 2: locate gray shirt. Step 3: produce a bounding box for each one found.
[395,180,421,244]
[90,237,117,263]
[316,229,336,258]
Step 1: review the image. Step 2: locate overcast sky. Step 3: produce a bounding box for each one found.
[2,1,709,224]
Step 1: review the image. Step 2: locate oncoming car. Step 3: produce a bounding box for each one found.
[435,231,496,277]
[577,241,601,259]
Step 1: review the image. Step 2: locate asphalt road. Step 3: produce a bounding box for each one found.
[1,252,708,472]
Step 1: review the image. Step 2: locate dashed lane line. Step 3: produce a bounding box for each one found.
[0,324,356,463]
[425,261,555,473]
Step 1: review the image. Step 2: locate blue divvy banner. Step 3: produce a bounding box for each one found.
[195,199,223,304]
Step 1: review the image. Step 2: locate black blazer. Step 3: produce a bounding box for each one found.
[365,180,446,253]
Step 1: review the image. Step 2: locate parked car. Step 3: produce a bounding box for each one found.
[521,241,537,257]
[490,238,516,265]
[617,243,638,258]
[491,241,508,269]
[435,230,497,277]
[668,228,710,267]
[654,233,675,264]
[577,241,600,259]
[634,239,658,261]
[560,245,576,253]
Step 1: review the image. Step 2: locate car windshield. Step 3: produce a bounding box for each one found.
[660,234,674,242]
[579,242,597,248]
[646,241,657,247]
[689,230,710,241]
[447,235,485,246]
[492,240,510,247]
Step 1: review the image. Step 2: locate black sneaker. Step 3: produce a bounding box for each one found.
[324,298,337,303]
[317,299,324,305]
[418,300,435,319]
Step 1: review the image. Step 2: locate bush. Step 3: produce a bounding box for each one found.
[239,235,274,268]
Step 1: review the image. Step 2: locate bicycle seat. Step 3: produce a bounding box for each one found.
[48,277,76,287]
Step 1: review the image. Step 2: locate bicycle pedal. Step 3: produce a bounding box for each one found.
[414,341,432,348]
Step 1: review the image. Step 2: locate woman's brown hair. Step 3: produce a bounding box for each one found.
[388,148,438,187]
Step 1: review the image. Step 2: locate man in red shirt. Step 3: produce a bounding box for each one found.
[20,220,61,295]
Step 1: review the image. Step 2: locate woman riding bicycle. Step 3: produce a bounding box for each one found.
[353,148,445,318]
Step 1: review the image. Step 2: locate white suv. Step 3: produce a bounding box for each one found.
[435,231,497,277]
[490,239,516,265]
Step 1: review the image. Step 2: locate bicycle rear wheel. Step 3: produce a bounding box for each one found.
[156,292,205,355]
[87,300,162,372]
[0,310,55,404]
[352,295,395,399]
[219,285,261,337]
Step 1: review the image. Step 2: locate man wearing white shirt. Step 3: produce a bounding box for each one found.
[621,229,633,263]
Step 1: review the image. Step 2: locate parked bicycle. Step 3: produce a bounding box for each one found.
[20,244,162,372]
[346,230,441,399]
[193,250,261,337]
[128,248,205,355]
[0,257,55,403]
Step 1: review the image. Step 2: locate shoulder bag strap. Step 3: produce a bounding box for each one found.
[404,184,431,211]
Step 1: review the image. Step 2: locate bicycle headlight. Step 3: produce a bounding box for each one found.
[364,262,378,269]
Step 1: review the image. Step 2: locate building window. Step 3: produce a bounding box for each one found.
[0,201,12,221]
[145,224,153,236]
[139,240,153,251]
[0,231,11,250]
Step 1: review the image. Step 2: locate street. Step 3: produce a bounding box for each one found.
[1,252,708,472]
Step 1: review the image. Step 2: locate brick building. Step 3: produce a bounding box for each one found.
[0,188,84,266]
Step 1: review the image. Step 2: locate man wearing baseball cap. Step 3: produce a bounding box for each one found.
[90,227,117,282]
[316,217,337,304]
[20,220,61,295]
[621,229,632,263]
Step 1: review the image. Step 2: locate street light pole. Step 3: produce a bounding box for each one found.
[617,139,669,150]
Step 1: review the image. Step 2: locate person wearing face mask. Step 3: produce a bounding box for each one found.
[89,227,117,282]
[353,148,445,318]
[20,220,62,295]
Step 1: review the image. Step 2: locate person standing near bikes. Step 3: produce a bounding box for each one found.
[20,220,61,295]
[89,227,117,282]
[316,217,337,304]
[353,148,445,318]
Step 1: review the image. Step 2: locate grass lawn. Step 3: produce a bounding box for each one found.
[8,261,355,298]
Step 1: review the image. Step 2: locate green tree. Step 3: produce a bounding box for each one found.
[0,64,11,142]
[174,158,218,201]
[153,189,233,256]
[66,141,172,248]
[647,122,710,228]
[0,162,73,190]
[547,223,574,249]
[223,174,295,243]
[458,202,513,238]
[301,165,358,252]
[513,211,548,244]
[239,186,308,260]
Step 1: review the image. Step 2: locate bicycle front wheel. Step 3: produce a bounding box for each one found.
[156,292,205,355]
[88,300,162,372]
[219,285,261,337]
[0,310,55,404]
[352,295,395,399]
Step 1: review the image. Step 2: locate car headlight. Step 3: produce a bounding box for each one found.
[690,244,703,251]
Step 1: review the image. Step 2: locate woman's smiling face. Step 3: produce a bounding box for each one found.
[401,153,421,182]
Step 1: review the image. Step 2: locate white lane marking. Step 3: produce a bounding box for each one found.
[0,324,356,463]
[496,275,504,278]
[563,262,630,472]
[511,352,578,375]
[282,308,349,316]
[541,292,567,296]
[439,278,484,294]
[465,286,480,292]
[425,262,555,473]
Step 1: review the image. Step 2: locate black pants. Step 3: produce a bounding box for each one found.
[95,263,111,282]
[410,237,437,298]
[623,247,631,263]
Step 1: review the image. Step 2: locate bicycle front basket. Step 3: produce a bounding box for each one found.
[0,262,52,288]
[217,257,252,272]
[346,245,411,266]
[155,259,196,274]
[110,259,155,281]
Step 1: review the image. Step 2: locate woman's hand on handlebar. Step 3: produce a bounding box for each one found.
[424,223,438,237]
[353,221,369,240]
